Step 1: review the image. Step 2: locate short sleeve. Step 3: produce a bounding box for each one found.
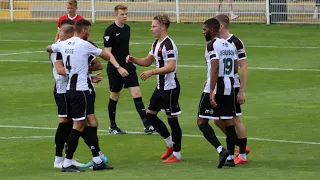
[164,43,177,60]
[88,55,96,64]
[103,27,115,48]
[234,38,246,60]
[207,42,218,60]
[149,40,157,56]
[86,41,102,56]
[56,52,63,61]
[51,43,60,53]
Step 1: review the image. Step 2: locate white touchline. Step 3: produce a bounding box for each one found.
[0,59,319,72]
[0,125,319,145]
[0,51,45,56]
[0,39,320,49]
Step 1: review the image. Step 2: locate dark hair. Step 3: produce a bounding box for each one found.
[61,19,75,26]
[214,14,229,29]
[75,19,91,33]
[153,14,170,29]
[204,18,220,32]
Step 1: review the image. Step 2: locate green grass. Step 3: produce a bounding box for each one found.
[0,22,320,179]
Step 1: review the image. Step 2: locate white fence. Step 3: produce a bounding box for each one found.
[0,0,319,24]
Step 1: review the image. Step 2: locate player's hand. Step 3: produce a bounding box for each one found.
[203,80,207,88]
[126,55,134,63]
[92,72,103,83]
[237,91,246,104]
[117,67,129,77]
[209,92,217,107]
[140,70,153,81]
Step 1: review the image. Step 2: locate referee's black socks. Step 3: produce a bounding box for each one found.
[108,98,118,127]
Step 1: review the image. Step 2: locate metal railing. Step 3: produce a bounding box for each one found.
[0,0,319,24]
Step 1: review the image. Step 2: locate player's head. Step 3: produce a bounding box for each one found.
[61,19,75,27]
[59,19,75,40]
[214,14,230,31]
[203,18,220,41]
[151,14,170,39]
[59,25,75,40]
[75,19,91,40]
[66,0,78,15]
[114,4,128,24]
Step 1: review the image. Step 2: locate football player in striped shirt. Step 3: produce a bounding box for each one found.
[197,18,238,168]
[47,19,123,172]
[126,14,183,163]
[214,14,250,165]
[51,19,84,169]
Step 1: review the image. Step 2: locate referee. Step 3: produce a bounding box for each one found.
[103,4,154,134]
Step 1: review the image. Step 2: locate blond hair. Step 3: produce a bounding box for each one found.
[214,14,230,29]
[153,14,170,29]
[114,4,128,11]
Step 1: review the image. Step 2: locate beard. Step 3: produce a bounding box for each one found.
[205,34,211,41]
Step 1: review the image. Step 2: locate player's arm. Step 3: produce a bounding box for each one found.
[154,60,176,75]
[238,60,247,93]
[140,59,176,81]
[140,60,176,81]
[89,56,103,71]
[104,47,118,65]
[126,54,155,67]
[210,59,219,93]
[209,59,219,107]
[237,59,247,104]
[46,41,61,53]
[46,45,53,53]
[140,44,177,81]
[101,49,128,77]
[54,52,66,76]
[208,44,219,106]
[55,60,66,76]
[235,39,247,104]
[91,72,103,83]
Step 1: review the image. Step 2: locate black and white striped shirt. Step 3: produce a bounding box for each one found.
[51,37,102,91]
[149,36,180,90]
[227,34,247,88]
[204,38,238,95]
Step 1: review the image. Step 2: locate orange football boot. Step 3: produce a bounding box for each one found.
[161,147,174,159]
[236,145,251,157]
[162,155,181,163]
[234,156,247,165]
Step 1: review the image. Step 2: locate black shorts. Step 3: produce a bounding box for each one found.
[87,89,95,115]
[107,68,139,92]
[234,87,242,116]
[53,91,68,118]
[66,90,90,121]
[148,86,181,116]
[198,92,235,120]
